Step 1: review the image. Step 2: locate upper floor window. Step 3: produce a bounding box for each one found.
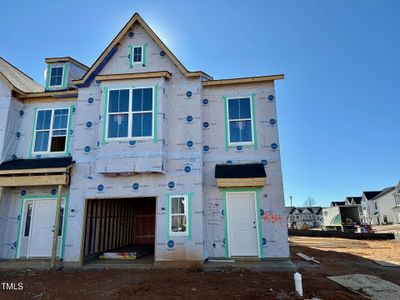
[169,195,188,236]
[49,66,64,87]
[107,87,153,140]
[227,97,254,145]
[33,108,70,153]
[132,46,143,63]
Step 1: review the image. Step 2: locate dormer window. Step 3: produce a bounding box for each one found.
[49,65,65,87]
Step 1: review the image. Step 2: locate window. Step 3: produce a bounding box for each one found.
[107,87,153,140]
[24,204,32,237]
[49,66,64,87]
[169,195,188,235]
[227,97,254,144]
[132,46,143,63]
[33,108,70,153]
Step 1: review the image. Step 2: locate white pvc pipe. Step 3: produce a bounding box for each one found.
[294,272,303,297]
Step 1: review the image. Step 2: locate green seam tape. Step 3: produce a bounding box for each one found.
[165,192,170,240]
[153,84,158,143]
[143,43,148,66]
[223,191,229,258]
[15,196,24,258]
[251,94,258,150]
[188,192,193,241]
[45,65,52,90]
[62,63,69,89]
[255,190,263,257]
[29,108,38,158]
[223,96,229,152]
[61,193,70,259]
[102,87,108,145]
[128,45,133,68]
[66,106,74,156]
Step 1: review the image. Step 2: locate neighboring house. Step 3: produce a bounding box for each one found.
[360,191,381,224]
[345,196,363,221]
[0,13,288,267]
[369,187,398,225]
[287,207,323,229]
[393,181,400,224]
[331,201,346,207]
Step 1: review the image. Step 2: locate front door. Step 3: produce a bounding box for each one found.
[28,200,57,257]
[227,192,259,257]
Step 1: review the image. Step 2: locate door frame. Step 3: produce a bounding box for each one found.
[16,194,69,259]
[224,190,262,258]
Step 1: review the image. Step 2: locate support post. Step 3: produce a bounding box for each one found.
[51,184,63,268]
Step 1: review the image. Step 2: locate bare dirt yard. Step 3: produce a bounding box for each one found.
[0,237,399,300]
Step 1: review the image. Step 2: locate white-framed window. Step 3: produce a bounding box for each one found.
[48,65,65,87]
[106,87,153,141]
[33,108,70,154]
[227,96,254,145]
[169,195,188,236]
[132,46,143,64]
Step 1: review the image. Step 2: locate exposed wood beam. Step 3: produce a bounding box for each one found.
[0,174,69,187]
[0,167,71,175]
[216,177,266,188]
[95,71,171,82]
[202,75,284,87]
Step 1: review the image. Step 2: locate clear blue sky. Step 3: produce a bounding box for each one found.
[1,0,399,207]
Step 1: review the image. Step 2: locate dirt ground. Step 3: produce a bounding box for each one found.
[1,237,399,300]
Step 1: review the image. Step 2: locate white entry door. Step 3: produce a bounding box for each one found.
[227,192,259,257]
[28,200,57,257]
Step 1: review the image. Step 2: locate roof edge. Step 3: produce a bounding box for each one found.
[202,74,284,87]
[45,56,90,70]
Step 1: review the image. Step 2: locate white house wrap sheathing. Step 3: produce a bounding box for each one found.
[0,17,289,264]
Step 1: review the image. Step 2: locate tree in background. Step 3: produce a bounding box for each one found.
[304,197,316,207]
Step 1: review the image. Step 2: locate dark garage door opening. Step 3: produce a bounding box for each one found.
[83,197,156,265]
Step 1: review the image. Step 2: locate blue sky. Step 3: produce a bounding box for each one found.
[1,1,399,207]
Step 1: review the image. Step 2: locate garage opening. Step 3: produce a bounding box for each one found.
[83,197,156,265]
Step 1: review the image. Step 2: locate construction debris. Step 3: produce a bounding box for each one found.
[296,252,320,264]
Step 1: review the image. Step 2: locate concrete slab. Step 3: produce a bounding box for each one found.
[328,274,400,300]
[203,259,296,272]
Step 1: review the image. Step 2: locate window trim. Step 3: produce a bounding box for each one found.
[32,107,71,155]
[48,65,65,88]
[169,194,189,237]
[105,86,154,142]
[226,96,255,146]
[131,45,144,64]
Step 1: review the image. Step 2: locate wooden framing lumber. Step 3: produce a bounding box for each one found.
[216,177,265,188]
[0,166,72,175]
[0,174,69,187]
[95,71,171,82]
[202,74,284,87]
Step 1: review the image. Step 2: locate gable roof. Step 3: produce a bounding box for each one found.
[45,57,89,71]
[289,206,322,214]
[331,201,346,206]
[72,13,212,87]
[0,57,43,94]
[370,186,395,201]
[363,191,382,200]
[346,196,362,205]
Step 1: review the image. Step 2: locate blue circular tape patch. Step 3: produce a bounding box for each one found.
[184,166,191,173]
[168,181,175,189]
[97,184,104,192]
[186,116,193,122]
[186,91,192,97]
[84,146,91,153]
[132,183,139,190]
[167,240,174,248]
